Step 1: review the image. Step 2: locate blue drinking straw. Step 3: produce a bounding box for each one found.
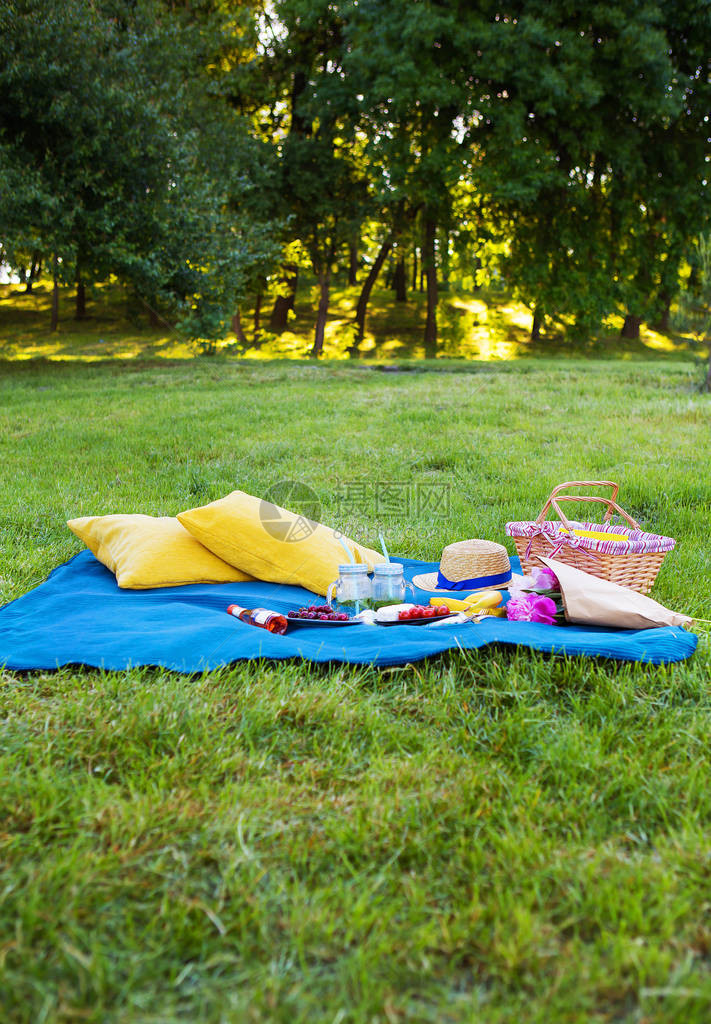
[379,533,391,563]
[339,536,356,564]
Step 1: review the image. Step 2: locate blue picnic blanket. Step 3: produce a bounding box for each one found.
[0,551,697,671]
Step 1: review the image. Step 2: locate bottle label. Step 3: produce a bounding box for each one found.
[251,609,273,626]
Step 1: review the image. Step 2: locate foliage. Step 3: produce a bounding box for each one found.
[673,235,711,391]
[1,0,710,347]
[468,0,711,335]
[0,0,279,337]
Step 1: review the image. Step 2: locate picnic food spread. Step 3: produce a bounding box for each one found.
[58,480,699,653]
[206,480,688,636]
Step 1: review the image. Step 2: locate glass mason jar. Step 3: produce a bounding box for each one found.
[370,562,415,609]
[326,563,372,614]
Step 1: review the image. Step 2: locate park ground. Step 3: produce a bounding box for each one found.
[1,283,710,1023]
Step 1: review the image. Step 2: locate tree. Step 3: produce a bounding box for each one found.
[252,0,372,356]
[674,236,711,392]
[0,0,279,339]
[351,229,393,349]
[471,1,711,341]
[342,0,486,354]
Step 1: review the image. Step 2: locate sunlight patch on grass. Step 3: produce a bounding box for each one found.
[499,301,534,330]
[246,330,312,358]
[641,326,683,353]
[154,339,196,359]
[471,331,520,360]
[448,296,490,316]
[0,333,196,361]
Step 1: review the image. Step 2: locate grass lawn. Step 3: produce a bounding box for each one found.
[1,341,710,1021]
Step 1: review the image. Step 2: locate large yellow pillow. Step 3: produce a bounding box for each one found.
[177,489,385,596]
[67,514,254,589]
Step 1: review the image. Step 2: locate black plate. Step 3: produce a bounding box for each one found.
[286,617,360,628]
[376,612,459,626]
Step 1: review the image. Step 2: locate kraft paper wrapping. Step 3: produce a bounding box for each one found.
[538,557,692,630]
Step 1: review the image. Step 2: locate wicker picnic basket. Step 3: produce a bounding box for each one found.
[505,481,676,594]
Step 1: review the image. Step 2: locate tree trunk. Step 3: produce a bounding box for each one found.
[423,218,438,357]
[75,275,86,319]
[51,255,59,331]
[311,268,330,358]
[348,240,359,286]
[148,306,162,328]
[393,257,407,302]
[353,234,393,347]
[704,345,711,393]
[439,229,450,292]
[411,247,418,291]
[531,308,543,342]
[25,254,40,292]
[253,292,262,341]
[652,293,671,333]
[473,254,482,291]
[231,309,247,345]
[269,265,298,333]
[621,314,642,340]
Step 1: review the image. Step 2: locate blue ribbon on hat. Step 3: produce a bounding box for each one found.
[435,568,512,591]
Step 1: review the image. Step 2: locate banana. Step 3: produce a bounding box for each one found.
[428,596,471,611]
[429,590,504,613]
[466,590,504,610]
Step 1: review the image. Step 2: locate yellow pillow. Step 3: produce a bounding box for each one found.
[177,489,385,596]
[67,514,254,589]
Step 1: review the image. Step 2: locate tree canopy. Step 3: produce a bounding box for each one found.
[1,0,709,349]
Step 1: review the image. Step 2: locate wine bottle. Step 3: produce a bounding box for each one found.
[226,604,288,635]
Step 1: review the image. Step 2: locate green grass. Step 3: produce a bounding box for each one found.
[1,351,710,1022]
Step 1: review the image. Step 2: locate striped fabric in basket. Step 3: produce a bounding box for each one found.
[507,520,677,556]
[505,519,676,594]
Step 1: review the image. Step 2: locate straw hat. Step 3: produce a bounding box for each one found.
[412,539,512,593]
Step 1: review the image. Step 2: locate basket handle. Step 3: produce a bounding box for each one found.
[535,480,641,532]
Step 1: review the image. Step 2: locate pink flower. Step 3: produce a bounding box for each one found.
[505,595,531,620]
[507,575,536,597]
[506,593,559,625]
[530,566,559,591]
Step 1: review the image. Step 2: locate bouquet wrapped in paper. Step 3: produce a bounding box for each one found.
[506,557,691,630]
